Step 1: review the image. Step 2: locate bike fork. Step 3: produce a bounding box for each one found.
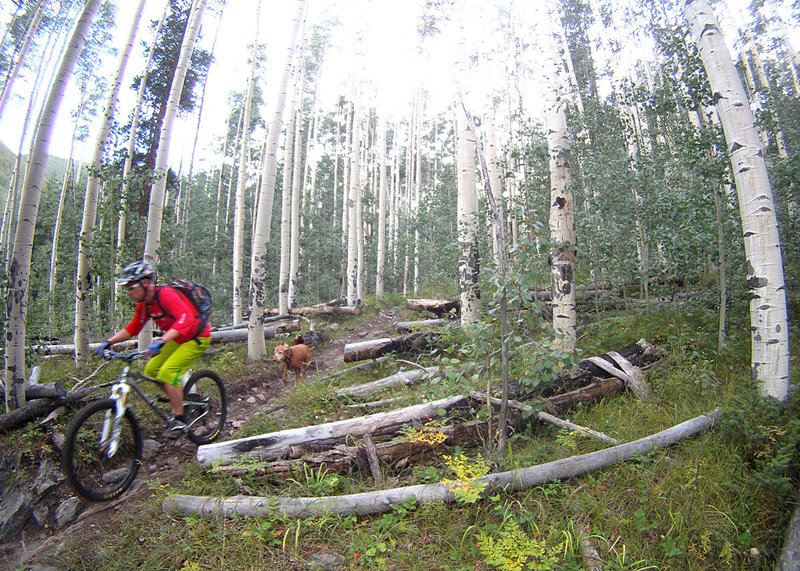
[101,384,130,458]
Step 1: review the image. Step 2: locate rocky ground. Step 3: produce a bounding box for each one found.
[0,307,399,570]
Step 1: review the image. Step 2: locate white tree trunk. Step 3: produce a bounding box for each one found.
[346,98,362,306]
[542,16,577,351]
[232,19,259,326]
[247,0,305,359]
[685,0,790,400]
[287,67,306,308]
[375,116,388,303]
[74,0,146,366]
[0,0,47,121]
[143,0,205,267]
[278,71,300,315]
[456,103,480,326]
[117,3,167,260]
[4,0,101,410]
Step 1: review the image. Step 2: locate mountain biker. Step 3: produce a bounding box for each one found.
[96,261,211,438]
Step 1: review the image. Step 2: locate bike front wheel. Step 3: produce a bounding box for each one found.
[183,369,227,445]
[62,399,143,501]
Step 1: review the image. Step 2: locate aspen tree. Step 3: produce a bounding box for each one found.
[248,0,306,359]
[685,0,790,400]
[0,0,46,121]
[74,0,147,366]
[375,115,388,303]
[278,65,301,315]
[178,0,227,255]
[288,65,306,308]
[455,103,480,326]
[232,7,259,326]
[542,11,577,350]
[346,97,362,306]
[4,0,102,410]
[143,0,205,266]
[117,4,167,259]
[1,0,72,263]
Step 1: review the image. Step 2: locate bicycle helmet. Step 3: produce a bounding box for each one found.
[118,260,155,286]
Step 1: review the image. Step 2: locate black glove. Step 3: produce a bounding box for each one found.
[96,340,111,357]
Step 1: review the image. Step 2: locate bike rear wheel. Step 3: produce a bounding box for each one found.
[183,369,227,445]
[62,399,143,501]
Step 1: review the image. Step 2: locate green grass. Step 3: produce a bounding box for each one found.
[5,292,800,570]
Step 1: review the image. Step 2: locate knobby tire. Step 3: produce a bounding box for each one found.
[183,369,227,445]
[62,399,143,502]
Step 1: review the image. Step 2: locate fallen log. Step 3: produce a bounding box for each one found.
[210,322,300,344]
[405,299,459,317]
[343,332,436,363]
[212,372,639,480]
[211,420,487,480]
[323,356,392,380]
[24,383,67,400]
[0,386,97,433]
[335,366,454,398]
[777,488,800,570]
[395,319,447,333]
[33,323,301,355]
[165,409,720,518]
[267,305,361,316]
[217,315,293,330]
[471,391,621,446]
[524,339,660,398]
[196,395,472,467]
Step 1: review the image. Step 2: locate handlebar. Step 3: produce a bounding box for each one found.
[105,350,145,362]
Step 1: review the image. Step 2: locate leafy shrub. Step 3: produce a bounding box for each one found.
[718,391,800,501]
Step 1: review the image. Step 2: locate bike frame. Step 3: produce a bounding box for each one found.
[99,351,206,458]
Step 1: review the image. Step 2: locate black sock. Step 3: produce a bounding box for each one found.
[174,413,188,423]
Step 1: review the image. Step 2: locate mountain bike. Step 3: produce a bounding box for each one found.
[62,350,227,501]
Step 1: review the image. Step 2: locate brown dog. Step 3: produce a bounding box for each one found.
[273,342,313,383]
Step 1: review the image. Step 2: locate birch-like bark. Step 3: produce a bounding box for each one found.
[542,16,577,351]
[4,0,101,410]
[117,3,167,258]
[686,0,790,400]
[143,0,205,267]
[278,69,300,315]
[232,13,259,326]
[179,0,226,254]
[74,0,146,366]
[247,0,305,359]
[141,0,205,351]
[375,115,387,303]
[0,0,47,121]
[346,98,362,306]
[287,66,306,308]
[454,103,480,327]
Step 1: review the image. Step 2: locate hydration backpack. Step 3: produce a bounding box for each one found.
[159,279,213,335]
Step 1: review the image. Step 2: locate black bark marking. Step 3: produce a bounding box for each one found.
[553,196,566,209]
[730,141,743,153]
[747,276,768,289]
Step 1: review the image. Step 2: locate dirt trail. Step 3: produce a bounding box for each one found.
[2,308,400,569]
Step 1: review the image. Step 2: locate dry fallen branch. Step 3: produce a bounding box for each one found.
[343,332,437,363]
[335,366,454,398]
[470,392,621,446]
[164,409,720,519]
[196,395,472,467]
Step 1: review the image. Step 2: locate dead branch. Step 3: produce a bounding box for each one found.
[165,409,720,519]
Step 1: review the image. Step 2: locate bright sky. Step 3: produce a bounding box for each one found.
[0,0,797,172]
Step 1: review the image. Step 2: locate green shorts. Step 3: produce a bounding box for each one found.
[144,336,211,386]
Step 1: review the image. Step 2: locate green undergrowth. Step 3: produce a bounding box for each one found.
[8,296,800,570]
